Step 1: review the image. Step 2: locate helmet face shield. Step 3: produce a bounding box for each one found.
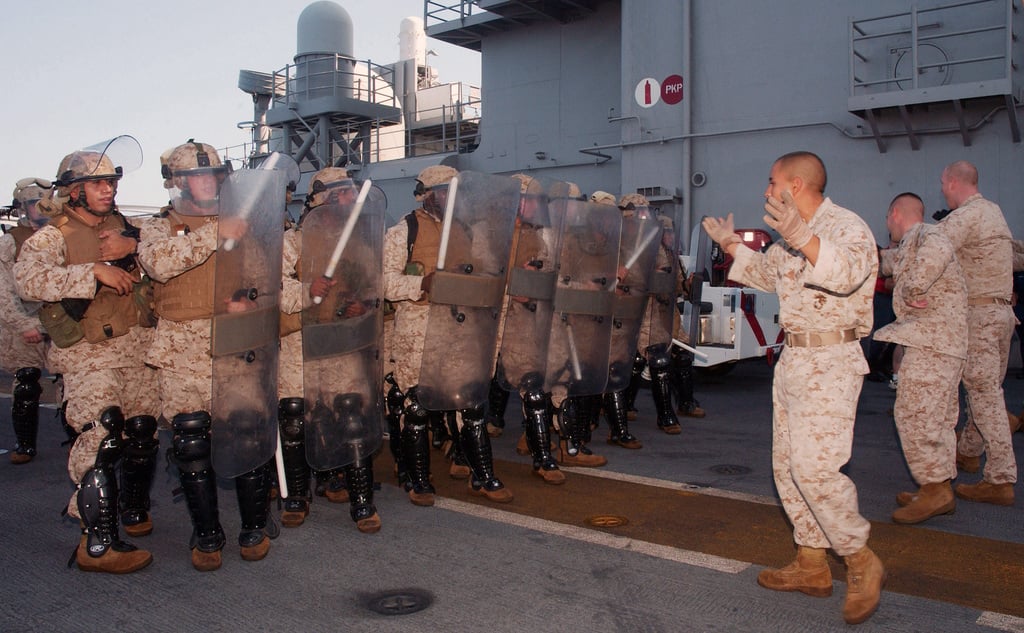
[165,140,230,215]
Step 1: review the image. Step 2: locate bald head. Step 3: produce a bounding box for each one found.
[940,160,980,209]
[775,151,827,195]
[886,192,924,242]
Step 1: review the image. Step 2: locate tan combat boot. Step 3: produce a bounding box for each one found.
[756,546,833,597]
[892,481,955,524]
[955,480,1014,506]
[557,440,608,467]
[76,534,153,574]
[842,546,885,624]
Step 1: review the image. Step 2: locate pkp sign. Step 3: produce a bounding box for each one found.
[662,74,683,105]
[634,74,684,107]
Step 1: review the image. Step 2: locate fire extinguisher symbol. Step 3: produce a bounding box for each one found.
[635,78,660,108]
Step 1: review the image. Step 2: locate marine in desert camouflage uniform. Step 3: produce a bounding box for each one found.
[1,177,55,464]
[703,151,884,625]
[138,141,296,571]
[14,141,157,575]
[935,160,1018,506]
[874,192,967,524]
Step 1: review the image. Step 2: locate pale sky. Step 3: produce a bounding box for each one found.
[1,0,480,207]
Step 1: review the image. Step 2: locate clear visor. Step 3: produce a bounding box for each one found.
[81,134,144,177]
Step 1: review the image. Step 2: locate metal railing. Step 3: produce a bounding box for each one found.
[424,0,485,28]
[849,0,1015,97]
[269,55,399,110]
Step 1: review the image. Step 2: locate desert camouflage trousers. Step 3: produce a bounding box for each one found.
[772,342,871,557]
[278,330,303,400]
[894,347,963,485]
[64,365,159,519]
[957,304,1018,484]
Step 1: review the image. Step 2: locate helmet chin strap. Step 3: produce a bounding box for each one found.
[70,184,116,217]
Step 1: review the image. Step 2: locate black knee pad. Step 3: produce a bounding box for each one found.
[522,388,548,415]
[278,398,305,441]
[172,411,213,475]
[94,407,126,468]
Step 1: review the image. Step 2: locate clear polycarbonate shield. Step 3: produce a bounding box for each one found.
[643,219,681,358]
[299,185,386,470]
[497,179,565,393]
[82,135,144,176]
[210,168,286,477]
[682,219,711,350]
[417,171,521,411]
[544,199,622,396]
[606,214,661,390]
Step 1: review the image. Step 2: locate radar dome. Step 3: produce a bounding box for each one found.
[296,1,354,59]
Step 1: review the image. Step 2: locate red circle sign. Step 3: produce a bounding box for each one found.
[661,74,684,105]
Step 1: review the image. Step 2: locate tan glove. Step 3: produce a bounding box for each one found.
[701,213,741,250]
[764,190,812,249]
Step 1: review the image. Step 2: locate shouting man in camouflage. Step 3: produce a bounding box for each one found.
[702,151,883,625]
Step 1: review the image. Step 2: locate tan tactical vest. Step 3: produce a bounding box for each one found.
[407,208,471,305]
[152,210,217,322]
[44,211,142,345]
[8,225,33,260]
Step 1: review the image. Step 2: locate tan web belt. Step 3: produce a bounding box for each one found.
[784,328,858,348]
[967,297,1011,306]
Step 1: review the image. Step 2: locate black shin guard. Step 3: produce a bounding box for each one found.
[171,412,225,553]
[278,398,310,512]
[344,456,377,522]
[484,372,510,431]
[384,374,409,486]
[77,407,134,558]
[648,351,680,430]
[120,415,158,530]
[11,367,42,458]
[604,390,638,444]
[235,463,272,547]
[671,346,702,413]
[460,407,504,493]
[401,392,434,495]
[444,410,469,471]
[523,389,558,471]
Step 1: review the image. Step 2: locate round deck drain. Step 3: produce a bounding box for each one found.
[365,589,432,616]
[586,514,629,528]
[709,464,751,475]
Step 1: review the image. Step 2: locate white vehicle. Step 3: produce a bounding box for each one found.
[680,225,782,373]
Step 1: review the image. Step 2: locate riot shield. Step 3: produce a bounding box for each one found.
[683,218,711,349]
[497,179,565,393]
[210,168,286,477]
[607,214,661,390]
[417,171,521,410]
[300,186,386,470]
[646,218,682,356]
[544,199,622,396]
